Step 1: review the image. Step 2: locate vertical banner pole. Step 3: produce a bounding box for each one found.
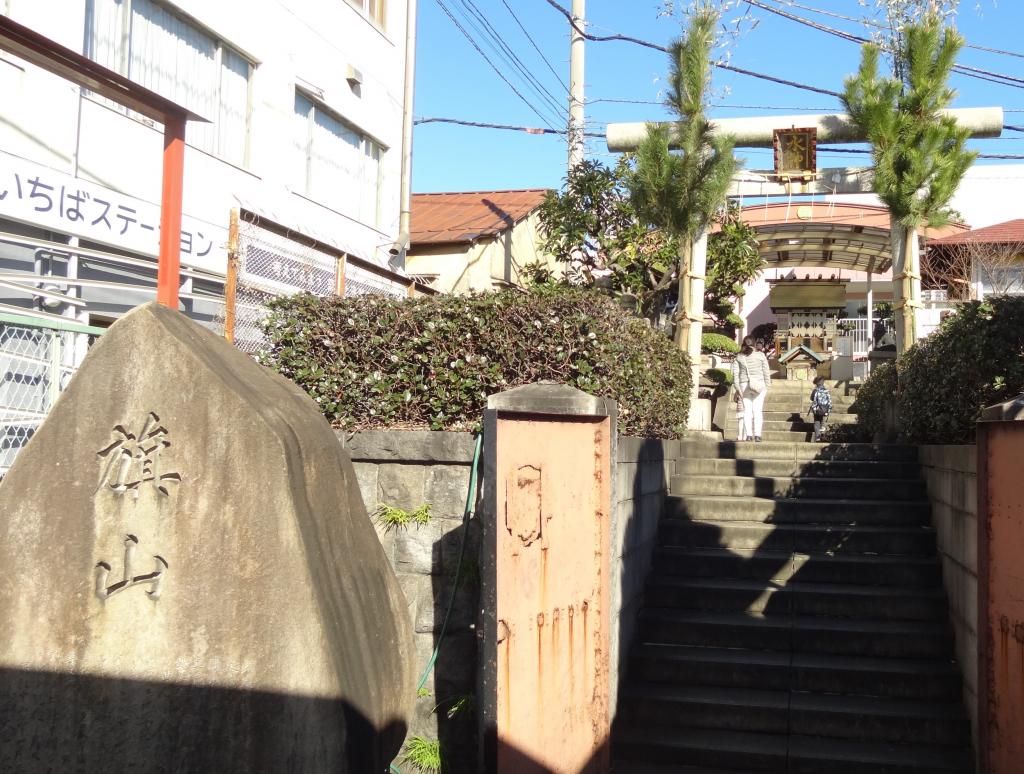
[224,209,240,343]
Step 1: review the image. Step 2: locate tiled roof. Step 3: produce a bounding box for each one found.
[926,219,1024,246]
[410,189,550,246]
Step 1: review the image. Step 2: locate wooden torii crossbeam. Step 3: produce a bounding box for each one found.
[0,14,207,309]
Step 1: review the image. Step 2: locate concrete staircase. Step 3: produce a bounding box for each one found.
[723,380,859,442]
[611,437,974,773]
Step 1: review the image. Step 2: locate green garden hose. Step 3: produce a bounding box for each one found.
[391,432,483,774]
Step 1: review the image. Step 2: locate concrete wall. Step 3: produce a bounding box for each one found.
[340,429,677,766]
[919,445,978,749]
[610,436,680,714]
[338,430,479,770]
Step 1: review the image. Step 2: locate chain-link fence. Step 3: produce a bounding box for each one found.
[229,212,409,355]
[0,314,102,478]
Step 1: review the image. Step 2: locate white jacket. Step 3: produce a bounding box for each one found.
[732,351,771,394]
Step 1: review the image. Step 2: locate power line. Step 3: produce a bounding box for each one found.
[456,0,568,120]
[539,0,843,98]
[757,0,1024,60]
[434,0,559,130]
[415,116,603,137]
[500,0,569,92]
[745,0,1024,91]
[817,146,1024,160]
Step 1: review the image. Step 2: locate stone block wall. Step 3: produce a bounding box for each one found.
[609,436,680,712]
[340,429,678,767]
[919,444,978,748]
[339,430,480,770]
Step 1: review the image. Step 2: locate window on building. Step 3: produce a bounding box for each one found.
[293,92,383,229]
[346,0,385,28]
[85,0,252,167]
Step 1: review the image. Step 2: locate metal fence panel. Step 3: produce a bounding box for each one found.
[0,315,100,477]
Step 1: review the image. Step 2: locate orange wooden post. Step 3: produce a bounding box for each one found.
[223,209,240,342]
[157,115,187,308]
[337,254,347,296]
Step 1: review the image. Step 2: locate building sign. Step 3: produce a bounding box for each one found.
[0,151,227,275]
[773,127,817,176]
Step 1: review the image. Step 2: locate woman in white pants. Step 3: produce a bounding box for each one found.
[731,336,772,442]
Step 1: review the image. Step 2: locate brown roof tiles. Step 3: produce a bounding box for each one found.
[410,189,550,246]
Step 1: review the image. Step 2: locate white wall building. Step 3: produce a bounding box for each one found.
[0,0,413,328]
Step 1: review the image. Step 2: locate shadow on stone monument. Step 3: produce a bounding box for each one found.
[0,302,414,772]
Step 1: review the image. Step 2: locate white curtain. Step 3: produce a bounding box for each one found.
[85,0,249,164]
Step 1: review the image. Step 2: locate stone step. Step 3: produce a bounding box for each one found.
[665,494,931,525]
[673,456,922,481]
[658,520,937,556]
[613,725,972,773]
[652,546,942,587]
[618,683,969,747]
[743,431,818,443]
[760,411,859,424]
[636,609,954,659]
[671,474,927,501]
[627,644,964,701]
[644,576,948,620]
[678,440,918,463]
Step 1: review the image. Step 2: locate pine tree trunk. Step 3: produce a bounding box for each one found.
[890,222,919,354]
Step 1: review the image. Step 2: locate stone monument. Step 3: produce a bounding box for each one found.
[0,302,414,772]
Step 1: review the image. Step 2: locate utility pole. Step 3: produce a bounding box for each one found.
[567,0,585,169]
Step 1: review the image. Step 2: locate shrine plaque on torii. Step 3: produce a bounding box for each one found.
[773,127,817,178]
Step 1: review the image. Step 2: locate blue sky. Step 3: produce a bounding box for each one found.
[411,0,1024,193]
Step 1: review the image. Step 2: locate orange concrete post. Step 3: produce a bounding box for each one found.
[479,384,615,774]
[977,394,1024,774]
[157,115,187,308]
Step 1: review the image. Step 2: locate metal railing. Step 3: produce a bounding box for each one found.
[0,312,105,477]
[837,317,895,356]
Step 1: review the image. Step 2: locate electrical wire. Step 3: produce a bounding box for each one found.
[500,0,569,92]
[757,0,1024,60]
[744,0,1024,91]
[817,146,1024,160]
[435,0,559,129]
[539,0,843,98]
[415,116,603,137]
[456,0,568,122]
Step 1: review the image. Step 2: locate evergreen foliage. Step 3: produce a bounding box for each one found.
[853,297,1024,443]
[705,206,763,332]
[260,288,693,438]
[842,20,976,231]
[628,10,740,245]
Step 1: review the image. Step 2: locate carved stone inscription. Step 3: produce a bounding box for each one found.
[96,411,181,498]
[94,412,179,602]
[95,534,169,600]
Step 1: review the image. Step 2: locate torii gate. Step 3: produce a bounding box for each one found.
[606,108,1003,428]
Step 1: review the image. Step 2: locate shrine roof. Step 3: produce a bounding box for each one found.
[726,203,969,274]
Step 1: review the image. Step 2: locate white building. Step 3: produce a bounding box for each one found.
[0,0,414,328]
[0,0,416,474]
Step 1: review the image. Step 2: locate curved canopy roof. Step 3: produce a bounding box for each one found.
[728,203,969,274]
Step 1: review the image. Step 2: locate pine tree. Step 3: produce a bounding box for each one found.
[842,19,976,352]
[627,8,740,352]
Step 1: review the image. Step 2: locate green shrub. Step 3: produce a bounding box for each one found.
[852,360,897,440]
[261,288,692,438]
[854,297,1024,444]
[705,367,733,386]
[749,322,777,351]
[701,332,739,355]
[896,298,1024,443]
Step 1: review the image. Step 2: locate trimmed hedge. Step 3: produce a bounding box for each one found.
[702,332,740,355]
[854,297,1024,443]
[260,288,692,438]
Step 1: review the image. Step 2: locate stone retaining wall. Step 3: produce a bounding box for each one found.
[339,429,677,765]
[919,444,978,748]
[610,436,680,712]
[338,430,479,770]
